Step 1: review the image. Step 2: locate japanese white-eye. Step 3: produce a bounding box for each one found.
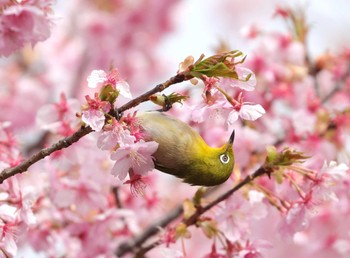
[137,112,235,186]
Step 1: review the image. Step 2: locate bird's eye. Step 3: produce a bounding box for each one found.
[220,154,230,164]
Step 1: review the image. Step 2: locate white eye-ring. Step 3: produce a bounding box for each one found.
[220,154,230,164]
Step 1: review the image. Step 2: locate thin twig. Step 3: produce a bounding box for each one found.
[118,73,186,113]
[116,205,184,257]
[113,187,123,209]
[0,73,189,184]
[183,166,269,226]
[321,64,350,104]
[133,242,159,258]
[0,126,93,184]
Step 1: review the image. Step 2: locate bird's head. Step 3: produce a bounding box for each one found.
[185,130,235,186]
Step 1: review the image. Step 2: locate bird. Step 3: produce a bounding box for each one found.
[137,112,235,186]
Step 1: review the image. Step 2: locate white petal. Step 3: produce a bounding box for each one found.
[231,67,257,91]
[116,80,132,99]
[239,104,265,121]
[82,110,105,132]
[87,70,107,88]
[248,190,265,203]
[161,247,184,258]
[227,110,239,125]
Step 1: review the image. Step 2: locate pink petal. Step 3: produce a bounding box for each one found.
[139,141,159,155]
[0,6,50,57]
[111,158,131,181]
[110,146,130,161]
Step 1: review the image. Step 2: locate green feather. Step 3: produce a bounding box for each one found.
[137,112,234,186]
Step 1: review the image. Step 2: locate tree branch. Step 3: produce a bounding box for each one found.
[183,166,269,226]
[0,73,189,184]
[118,73,187,113]
[115,165,270,257]
[0,126,93,184]
[321,64,350,103]
[116,204,184,257]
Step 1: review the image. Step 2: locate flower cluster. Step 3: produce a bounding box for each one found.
[0,123,36,257]
[85,69,159,193]
[36,93,80,136]
[0,0,53,57]
[178,51,266,127]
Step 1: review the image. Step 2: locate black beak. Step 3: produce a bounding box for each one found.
[228,129,235,145]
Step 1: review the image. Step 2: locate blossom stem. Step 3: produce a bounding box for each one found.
[283,173,305,199]
[251,182,285,212]
[217,233,230,257]
[214,85,239,106]
[181,238,187,258]
[289,165,316,181]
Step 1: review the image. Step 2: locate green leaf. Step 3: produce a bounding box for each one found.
[265,146,310,167]
[175,222,192,239]
[191,50,246,79]
[274,167,285,184]
[183,199,196,220]
[198,220,219,239]
[193,187,206,207]
[99,84,119,104]
[149,92,188,107]
[266,145,278,164]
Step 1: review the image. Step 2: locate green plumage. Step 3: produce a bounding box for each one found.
[137,112,235,186]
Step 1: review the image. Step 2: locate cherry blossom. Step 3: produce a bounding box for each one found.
[110,140,159,181]
[87,70,109,89]
[278,203,309,239]
[227,103,265,124]
[312,161,349,202]
[97,118,136,151]
[81,94,111,132]
[191,92,228,123]
[237,240,272,258]
[320,161,349,180]
[0,221,18,257]
[229,67,257,91]
[87,69,132,99]
[0,3,52,57]
[216,191,268,243]
[226,93,266,125]
[51,177,108,218]
[36,93,80,136]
